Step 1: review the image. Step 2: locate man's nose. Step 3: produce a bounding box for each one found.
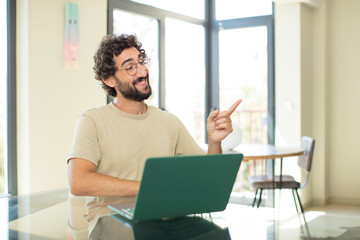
[136,63,148,76]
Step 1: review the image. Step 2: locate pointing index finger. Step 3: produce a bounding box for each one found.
[228,99,242,115]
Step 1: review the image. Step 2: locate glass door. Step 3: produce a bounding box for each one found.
[219,26,268,144]
[219,26,271,204]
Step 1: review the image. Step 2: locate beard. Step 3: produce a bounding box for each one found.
[114,74,152,102]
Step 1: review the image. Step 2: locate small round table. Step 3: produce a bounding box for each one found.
[230,144,304,161]
[228,144,304,207]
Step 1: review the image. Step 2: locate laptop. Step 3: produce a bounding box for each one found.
[108,153,243,221]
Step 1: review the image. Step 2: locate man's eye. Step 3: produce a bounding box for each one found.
[126,65,135,71]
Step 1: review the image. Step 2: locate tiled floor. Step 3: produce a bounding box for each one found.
[212,193,360,240]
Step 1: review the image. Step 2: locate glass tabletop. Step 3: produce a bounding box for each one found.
[1,188,326,240]
[2,189,233,240]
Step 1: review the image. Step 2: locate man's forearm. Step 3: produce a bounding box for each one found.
[207,141,222,154]
[68,159,140,197]
[70,172,140,197]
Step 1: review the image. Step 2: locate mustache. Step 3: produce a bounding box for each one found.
[132,74,149,85]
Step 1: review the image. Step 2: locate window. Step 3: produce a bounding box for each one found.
[109,0,274,205]
[112,9,159,107]
[219,26,272,198]
[215,0,274,202]
[219,26,269,144]
[109,0,206,142]
[165,18,205,143]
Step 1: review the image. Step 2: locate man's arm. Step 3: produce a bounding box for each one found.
[68,158,140,197]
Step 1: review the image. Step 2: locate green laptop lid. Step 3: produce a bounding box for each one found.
[133,153,243,220]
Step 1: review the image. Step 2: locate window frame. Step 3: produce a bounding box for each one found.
[214,13,275,145]
[6,0,17,196]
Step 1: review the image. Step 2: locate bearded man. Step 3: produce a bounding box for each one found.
[67,34,241,198]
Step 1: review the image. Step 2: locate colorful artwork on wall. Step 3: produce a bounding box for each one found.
[64,3,79,70]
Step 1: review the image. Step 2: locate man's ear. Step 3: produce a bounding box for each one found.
[102,76,116,88]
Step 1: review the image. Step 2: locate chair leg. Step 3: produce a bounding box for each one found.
[295,189,304,213]
[252,188,259,208]
[291,189,300,213]
[257,189,263,208]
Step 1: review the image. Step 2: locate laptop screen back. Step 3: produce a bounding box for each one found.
[132,153,243,220]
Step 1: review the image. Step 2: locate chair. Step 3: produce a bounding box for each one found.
[248,136,315,213]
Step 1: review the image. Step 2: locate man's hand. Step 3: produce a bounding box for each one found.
[207,99,242,145]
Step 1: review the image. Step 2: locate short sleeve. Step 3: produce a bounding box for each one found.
[68,114,102,166]
[175,120,206,156]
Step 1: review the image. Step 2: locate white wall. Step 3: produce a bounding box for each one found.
[274,2,302,148]
[17,0,107,194]
[275,0,360,206]
[310,0,330,205]
[328,0,360,204]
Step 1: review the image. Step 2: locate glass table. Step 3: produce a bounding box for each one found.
[2,189,233,239]
[1,188,318,240]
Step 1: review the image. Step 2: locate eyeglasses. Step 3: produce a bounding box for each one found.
[118,57,151,76]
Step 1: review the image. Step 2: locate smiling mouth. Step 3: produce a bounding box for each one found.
[135,78,147,85]
[133,75,149,86]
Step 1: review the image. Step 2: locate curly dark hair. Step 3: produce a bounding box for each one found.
[93,34,146,97]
